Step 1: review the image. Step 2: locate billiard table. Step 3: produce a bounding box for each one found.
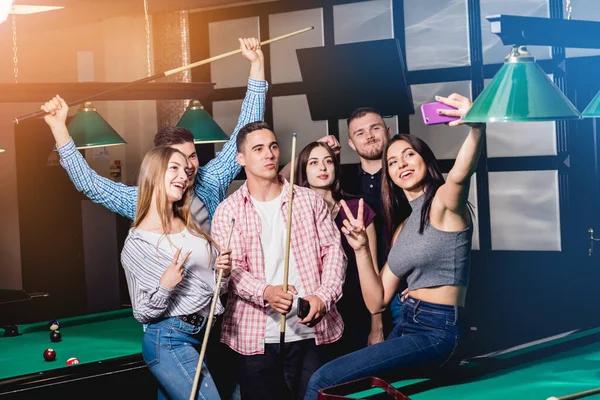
[0,308,158,399]
[318,326,600,400]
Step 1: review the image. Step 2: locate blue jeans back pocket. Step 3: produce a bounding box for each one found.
[142,327,161,368]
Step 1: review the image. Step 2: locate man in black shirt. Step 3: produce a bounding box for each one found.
[322,107,404,335]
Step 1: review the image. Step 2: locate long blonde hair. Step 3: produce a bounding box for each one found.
[133,146,218,251]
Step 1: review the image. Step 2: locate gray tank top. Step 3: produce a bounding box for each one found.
[387,194,473,290]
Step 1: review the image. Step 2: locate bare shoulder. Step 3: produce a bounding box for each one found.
[430,186,471,229]
[391,220,407,244]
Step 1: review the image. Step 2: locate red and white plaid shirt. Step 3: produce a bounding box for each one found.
[211,178,346,355]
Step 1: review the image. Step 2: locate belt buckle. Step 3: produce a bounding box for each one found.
[181,314,204,326]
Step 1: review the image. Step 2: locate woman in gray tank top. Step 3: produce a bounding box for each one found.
[304,93,484,400]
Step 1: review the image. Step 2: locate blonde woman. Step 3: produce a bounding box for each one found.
[120,146,232,400]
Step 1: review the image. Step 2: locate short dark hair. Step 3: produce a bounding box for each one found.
[346,107,386,128]
[236,121,273,152]
[153,126,194,147]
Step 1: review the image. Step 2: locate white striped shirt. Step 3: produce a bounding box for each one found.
[121,227,228,324]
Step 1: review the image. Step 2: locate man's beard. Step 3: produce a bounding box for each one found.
[357,142,384,161]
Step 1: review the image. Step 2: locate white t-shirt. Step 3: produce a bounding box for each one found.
[250,192,315,343]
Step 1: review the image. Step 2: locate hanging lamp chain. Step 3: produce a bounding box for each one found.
[12,9,18,83]
[144,0,152,77]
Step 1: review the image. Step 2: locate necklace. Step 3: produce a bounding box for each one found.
[329,202,340,219]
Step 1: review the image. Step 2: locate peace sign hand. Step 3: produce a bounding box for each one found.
[159,248,192,290]
[340,199,369,252]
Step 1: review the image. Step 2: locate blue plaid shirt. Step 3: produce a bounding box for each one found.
[57,77,268,222]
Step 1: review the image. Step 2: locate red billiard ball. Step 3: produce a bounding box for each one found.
[66,357,79,365]
[43,348,56,362]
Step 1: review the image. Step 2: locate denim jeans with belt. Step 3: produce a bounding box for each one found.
[303,296,461,400]
[143,316,221,400]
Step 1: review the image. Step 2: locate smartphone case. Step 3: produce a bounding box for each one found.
[421,101,460,125]
[297,297,310,319]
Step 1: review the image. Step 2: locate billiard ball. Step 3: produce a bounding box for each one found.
[66,357,79,365]
[50,331,62,342]
[43,348,56,362]
[48,320,59,331]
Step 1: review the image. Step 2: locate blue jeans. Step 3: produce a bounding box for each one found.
[303,296,461,400]
[143,316,221,400]
[389,293,403,327]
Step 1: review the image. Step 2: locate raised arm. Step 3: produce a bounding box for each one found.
[42,96,139,220]
[434,94,485,214]
[195,38,268,215]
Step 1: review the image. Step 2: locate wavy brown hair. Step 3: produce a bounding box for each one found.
[133,146,218,250]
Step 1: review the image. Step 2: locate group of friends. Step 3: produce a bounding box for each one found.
[40,37,484,400]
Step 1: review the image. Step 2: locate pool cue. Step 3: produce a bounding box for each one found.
[280,132,298,358]
[189,218,235,400]
[548,387,600,400]
[13,26,314,124]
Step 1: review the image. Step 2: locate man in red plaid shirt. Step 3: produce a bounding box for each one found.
[211,121,347,400]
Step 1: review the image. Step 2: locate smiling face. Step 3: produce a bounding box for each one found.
[305,145,336,190]
[170,141,199,182]
[348,112,391,161]
[163,152,190,203]
[236,128,280,182]
[386,139,427,192]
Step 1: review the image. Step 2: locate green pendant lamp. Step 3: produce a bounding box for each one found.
[176,100,229,144]
[67,102,126,149]
[463,46,581,123]
[582,91,600,118]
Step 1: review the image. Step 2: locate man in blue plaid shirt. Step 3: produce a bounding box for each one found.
[41,37,267,232]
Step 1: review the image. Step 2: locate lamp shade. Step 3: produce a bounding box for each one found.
[67,102,126,149]
[0,144,5,153]
[463,46,581,123]
[176,100,229,144]
[0,1,14,25]
[582,91,600,118]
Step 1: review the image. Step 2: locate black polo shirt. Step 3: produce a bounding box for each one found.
[340,164,387,271]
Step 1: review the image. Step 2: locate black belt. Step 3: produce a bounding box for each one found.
[177,313,216,327]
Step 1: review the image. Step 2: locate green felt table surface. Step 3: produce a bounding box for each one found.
[347,331,600,400]
[0,308,143,380]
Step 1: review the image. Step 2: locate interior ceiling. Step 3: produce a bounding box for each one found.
[9,0,266,32]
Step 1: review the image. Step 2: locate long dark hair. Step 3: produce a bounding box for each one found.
[295,141,346,202]
[381,134,445,249]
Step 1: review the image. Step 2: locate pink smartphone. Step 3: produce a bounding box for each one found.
[421,102,460,125]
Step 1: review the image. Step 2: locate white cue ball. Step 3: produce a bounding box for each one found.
[546,397,560,400]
